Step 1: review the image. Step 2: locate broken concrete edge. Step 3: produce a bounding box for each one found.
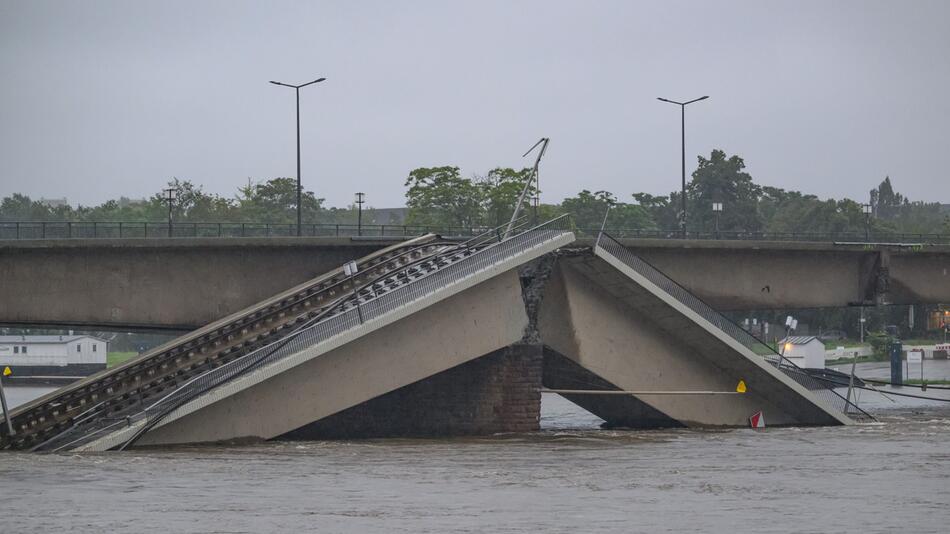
[76,232,577,451]
[591,244,855,426]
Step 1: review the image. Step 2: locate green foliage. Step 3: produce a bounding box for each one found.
[688,150,763,232]
[236,177,326,223]
[1,151,945,238]
[478,167,535,227]
[867,332,896,355]
[562,190,656,234]
[404,166,484,227]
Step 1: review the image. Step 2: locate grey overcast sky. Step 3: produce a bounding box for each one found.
[1,0,948,209]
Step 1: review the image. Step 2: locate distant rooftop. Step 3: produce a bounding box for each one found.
[780,336,819,345]
[0,334,106,344]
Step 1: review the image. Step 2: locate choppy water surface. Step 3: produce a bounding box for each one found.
[2,393,949,533]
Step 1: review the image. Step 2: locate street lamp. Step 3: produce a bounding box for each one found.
[712,202,723,238]
[862,204,872,242]
[657,95,709,238]
[163,187,177,238]
[355,192,366,236]
[270,77,327,236]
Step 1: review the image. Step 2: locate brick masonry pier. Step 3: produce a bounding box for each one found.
[279,344,543,439]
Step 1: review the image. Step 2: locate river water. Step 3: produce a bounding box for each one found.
[2,384,950,533]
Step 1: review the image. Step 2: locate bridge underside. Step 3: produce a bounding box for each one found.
[537,256,847,428]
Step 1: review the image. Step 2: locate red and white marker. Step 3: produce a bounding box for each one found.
[749,411,766,429]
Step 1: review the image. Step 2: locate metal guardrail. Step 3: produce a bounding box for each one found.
[595,232,874,422]
[2,220,947,244]
[38,215,574,451]
[0,221,497,240]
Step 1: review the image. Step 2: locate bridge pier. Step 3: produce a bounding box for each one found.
[281,344,542,439]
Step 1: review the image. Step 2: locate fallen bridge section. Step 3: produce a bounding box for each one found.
[538,235,868,428]
[43,218,575,451]
[2,234,458,450]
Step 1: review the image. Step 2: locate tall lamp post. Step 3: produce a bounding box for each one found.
[270,77,327,236]
[657,95,709,238]
[355,192,366,236]
[862,204,872,242]
[712,202,723,238]
[163,187,177,238]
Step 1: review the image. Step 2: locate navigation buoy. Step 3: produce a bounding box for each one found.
[749,411,765,429]
[736,380,747,393]
[2,366,11,377]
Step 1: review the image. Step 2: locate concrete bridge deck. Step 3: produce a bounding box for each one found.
[538,241,859,429]
[2,236,947,331]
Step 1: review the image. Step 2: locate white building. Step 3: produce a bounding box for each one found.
[779,336,826,369]
[0,335,107,376]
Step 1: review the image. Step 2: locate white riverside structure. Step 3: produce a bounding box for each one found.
[0,335,107,376]
[0,219,875,452]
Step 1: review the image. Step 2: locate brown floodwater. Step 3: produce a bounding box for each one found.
[1,391,949,533]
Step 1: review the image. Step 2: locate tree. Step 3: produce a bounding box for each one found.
[0,194,54,221]
[404,166,483,227]
[478,167,535,227]
[236,177,326,223]
[687,149,763,232]
[631,192,678,230]
[869,176,905,219]
[561,190,656,235]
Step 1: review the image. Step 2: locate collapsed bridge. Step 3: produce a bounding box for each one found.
[0,217,869,452]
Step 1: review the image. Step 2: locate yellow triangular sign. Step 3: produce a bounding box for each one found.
[736,380,746,393]
[2,366,11,377]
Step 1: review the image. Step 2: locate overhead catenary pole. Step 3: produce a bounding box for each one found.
[504,137,549,239]
[657,95,709,238]
[270,77,327,236]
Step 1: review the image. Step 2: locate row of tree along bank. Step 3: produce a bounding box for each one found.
[2,150,947,236]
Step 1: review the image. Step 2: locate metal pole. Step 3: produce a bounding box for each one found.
[296,87,302,236]
[0,372,14,436]
[504,138,549,239]
[860,307,865,344]
[542,388,744,396]
[846,347,858,409]
[355,192,365,237]
[595,204,611,249]
[271,78,325,236]
[681,104,686,239]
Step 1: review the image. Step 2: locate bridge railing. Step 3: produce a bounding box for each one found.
[2,220,948,244]
[595,231,873,422]
[37,215,574,451]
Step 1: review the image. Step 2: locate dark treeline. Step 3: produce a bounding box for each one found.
[401,150,948,235]
[2,149,948,235]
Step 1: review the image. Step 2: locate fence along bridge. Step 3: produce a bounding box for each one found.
[0,217,868,452]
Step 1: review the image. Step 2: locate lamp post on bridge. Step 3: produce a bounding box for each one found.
[355,192,366,236]
[862,204,872,242]
[163,187,177,238]
[270,77,327,236]
[712,202,723,239]
[657,95,709,239]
